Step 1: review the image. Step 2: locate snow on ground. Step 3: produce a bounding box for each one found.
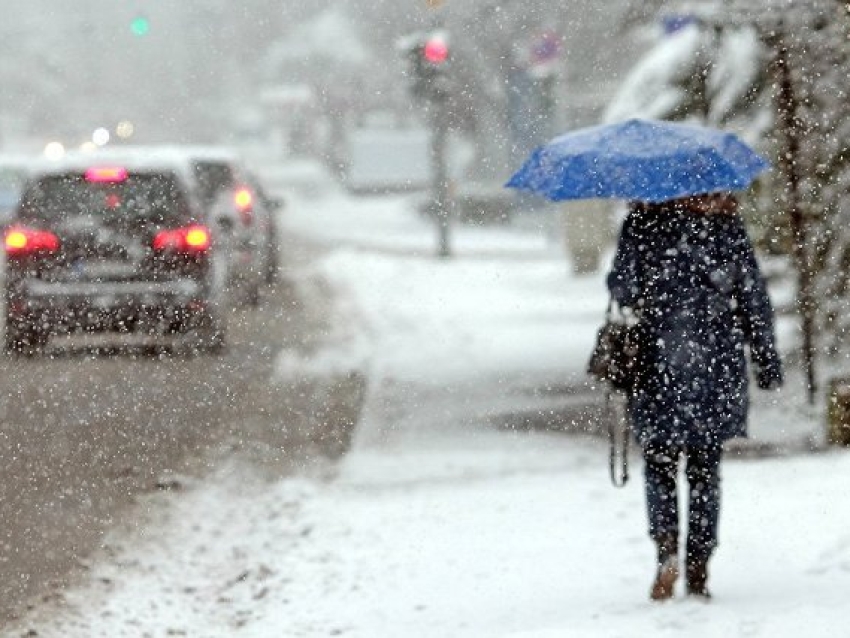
[10,177,849,637]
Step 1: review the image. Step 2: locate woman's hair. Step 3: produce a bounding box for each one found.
[628,194,739,219]
[680,193,739,215]
[628,201,664,215]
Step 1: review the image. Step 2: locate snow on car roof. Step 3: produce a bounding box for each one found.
[29,148,194,182]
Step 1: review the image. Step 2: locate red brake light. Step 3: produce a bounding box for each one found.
[4,225,60,257]
[184,226,211,250]
[153,225,211,254]
[234,188,253,211]
[85,166,128,183]
[234,187,254,225]
[5,230,27,251]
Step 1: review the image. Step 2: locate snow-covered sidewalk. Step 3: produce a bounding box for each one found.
[11,186,846,637]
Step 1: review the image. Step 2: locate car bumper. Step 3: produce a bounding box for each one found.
[10,278,207,328]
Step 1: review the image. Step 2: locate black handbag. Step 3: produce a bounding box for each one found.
[586,300,642,393]
[587,299,640,488]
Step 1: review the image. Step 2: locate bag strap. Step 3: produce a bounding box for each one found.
[606,387,630,487]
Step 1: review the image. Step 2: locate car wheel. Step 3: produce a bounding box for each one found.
[265,239,279,285]
[5,323,47,356]
[189,310,227,355]
[246,279,261,308]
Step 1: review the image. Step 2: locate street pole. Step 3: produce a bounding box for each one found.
[774,31,817,404]
[430,93,451,258]
[402,19,453,257]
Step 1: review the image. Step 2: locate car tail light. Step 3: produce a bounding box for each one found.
[234,187,254,224]
[152,225,211,254]
[234,187,253,210]
[4,225,60,257]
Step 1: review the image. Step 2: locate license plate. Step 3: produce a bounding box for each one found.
[81,261,138,279]
[94,295,115,308]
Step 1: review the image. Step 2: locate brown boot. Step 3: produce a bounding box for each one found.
[649,535,679,601]
[686,560,711,600]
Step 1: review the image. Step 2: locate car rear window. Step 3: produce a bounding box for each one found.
[18,172,191,225]
[192,162,235,207]
[0,168,26,209]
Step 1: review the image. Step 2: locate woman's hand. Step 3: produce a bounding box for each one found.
[756,361,783,391]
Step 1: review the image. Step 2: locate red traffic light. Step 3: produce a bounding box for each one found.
[423,37,449,64]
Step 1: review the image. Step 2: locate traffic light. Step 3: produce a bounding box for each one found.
[423,35,449,65]
[404,31,451,101]
[130,16,150,37]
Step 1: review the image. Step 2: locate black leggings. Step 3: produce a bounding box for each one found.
[643,444,723,563]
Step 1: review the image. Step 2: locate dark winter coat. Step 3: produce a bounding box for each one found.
[607,202,783,451]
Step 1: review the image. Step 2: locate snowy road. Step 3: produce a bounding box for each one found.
[0,236,366,623]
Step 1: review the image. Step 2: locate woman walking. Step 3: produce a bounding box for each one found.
[607,193,783,601]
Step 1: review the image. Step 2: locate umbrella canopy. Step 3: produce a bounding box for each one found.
[505,118,769,203]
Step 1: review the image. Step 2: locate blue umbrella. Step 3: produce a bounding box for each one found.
[505,118,769,203]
